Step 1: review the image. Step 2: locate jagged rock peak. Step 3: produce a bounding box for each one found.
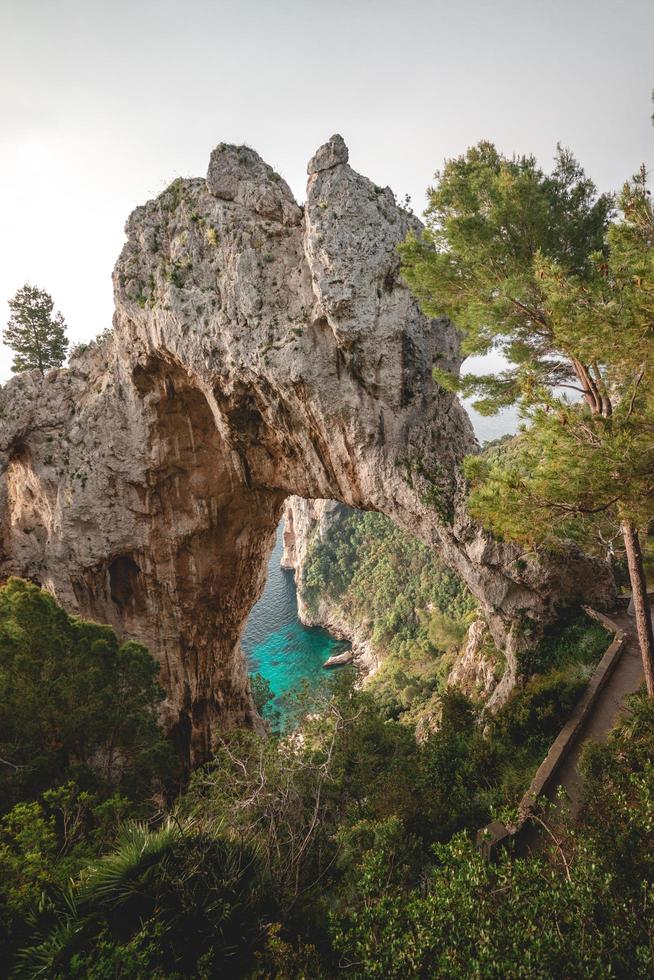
[206,142,302,226]
[0,136,616,765]
[307,133,349,175]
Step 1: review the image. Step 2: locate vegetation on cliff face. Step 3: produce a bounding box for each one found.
[301,509,479,711]
[400,142,654,693]
[4,615,651,977]
[304,510,476,624]
[300,508,609,730]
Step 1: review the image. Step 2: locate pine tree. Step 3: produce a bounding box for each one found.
[4,284,68,374]
[400,148,654,693]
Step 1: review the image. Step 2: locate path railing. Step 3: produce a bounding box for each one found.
[476,606,628,861]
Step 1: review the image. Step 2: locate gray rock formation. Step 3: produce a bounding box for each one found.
[280,497,344,572]
[447,620,502,700]
[0,136,615,763]
[280,496,379,674]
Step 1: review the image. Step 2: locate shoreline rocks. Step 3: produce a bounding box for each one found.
[323,649,353,669]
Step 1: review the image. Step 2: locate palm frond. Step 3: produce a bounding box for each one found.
[77,818,181,906]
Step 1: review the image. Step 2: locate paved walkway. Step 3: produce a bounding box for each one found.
[546,607,646,816]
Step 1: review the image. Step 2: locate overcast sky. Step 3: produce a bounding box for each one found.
[1,0,652,383]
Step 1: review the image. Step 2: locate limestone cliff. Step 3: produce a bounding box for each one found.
[0,136,615,764]
[280,498,344,573]
[280,496,378,674]
[446,620,502,700]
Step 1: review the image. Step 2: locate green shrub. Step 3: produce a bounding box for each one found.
[518,608,610,676]
[0,578,174,808]
[494,669,586,753]
[16,821,271,979]
[250,672,275,714]
[329,829,654,979]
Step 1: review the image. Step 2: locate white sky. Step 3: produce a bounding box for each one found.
[1,0,653,382]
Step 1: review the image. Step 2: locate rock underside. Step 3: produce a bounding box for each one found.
[0,136,615,765]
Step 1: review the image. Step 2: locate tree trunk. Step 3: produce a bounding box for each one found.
[622,520,654,696]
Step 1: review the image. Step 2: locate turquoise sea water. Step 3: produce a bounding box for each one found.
[242,528,350,727]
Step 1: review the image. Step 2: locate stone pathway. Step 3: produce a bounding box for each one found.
[546,607,646,816]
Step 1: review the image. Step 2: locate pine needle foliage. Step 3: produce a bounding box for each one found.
[399,142,613,414]
[401,144,654,690]
[4,284,68,375]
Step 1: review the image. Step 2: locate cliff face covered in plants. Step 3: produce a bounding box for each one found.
[281,496,503,722]
[0,136,615,762]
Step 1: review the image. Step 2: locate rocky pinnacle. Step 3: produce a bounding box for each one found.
[0,136,615,764]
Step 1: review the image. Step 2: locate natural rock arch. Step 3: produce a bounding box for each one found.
[0,136,614,765]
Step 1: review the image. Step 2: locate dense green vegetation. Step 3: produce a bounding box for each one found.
[0,573,619,976]
[7,649,652,977]
[301,509,608,731]
[0,579,176,970]
[302,509,480,717]
[303,510,474,626]
[0,579,174,809]
[329,687,654,977]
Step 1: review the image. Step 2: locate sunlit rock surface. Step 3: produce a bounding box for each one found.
[0,136,615,763]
